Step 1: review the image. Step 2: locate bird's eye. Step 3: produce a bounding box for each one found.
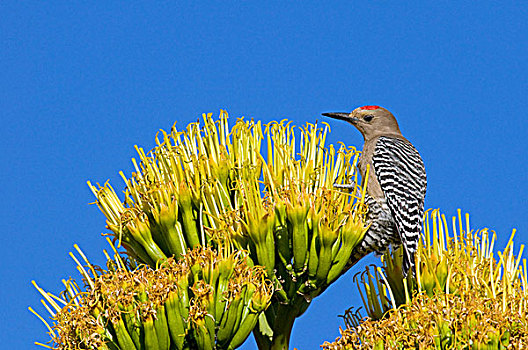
[363,115,374,122]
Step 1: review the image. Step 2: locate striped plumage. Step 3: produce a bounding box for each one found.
[323,106,427,276]
[351,192,399,259]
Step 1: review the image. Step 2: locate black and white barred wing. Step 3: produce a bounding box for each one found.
[372,136,427,275]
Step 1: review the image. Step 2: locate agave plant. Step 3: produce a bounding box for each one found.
[322,209,528,349]
[32,111,370,349]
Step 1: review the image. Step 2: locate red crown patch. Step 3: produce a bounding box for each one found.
[360,105,380,110]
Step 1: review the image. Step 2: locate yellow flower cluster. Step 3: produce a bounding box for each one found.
[88,111,368,302]
[32,245,272,350]
[322,210,528,349]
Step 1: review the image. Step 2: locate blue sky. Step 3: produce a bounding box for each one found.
[2,2,527,349]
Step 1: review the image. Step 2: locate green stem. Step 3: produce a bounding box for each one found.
[253,326,271,350]
[269,305,296,350]
[254,297,309,350]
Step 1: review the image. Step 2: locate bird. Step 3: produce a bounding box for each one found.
[322,105,427,276]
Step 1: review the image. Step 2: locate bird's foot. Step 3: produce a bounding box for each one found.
[333,183,355,190]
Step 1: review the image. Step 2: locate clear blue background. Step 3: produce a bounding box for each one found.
[2,2,527,349]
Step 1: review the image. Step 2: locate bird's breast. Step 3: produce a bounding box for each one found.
[359,139,385,200]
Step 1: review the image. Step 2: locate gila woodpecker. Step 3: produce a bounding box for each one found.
[323,106,427,276]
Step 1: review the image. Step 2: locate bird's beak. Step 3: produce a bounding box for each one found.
[321,112,358,124]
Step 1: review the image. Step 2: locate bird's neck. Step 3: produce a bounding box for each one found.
[364,131,405,143]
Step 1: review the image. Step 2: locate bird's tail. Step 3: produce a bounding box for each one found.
[402,249,415,278]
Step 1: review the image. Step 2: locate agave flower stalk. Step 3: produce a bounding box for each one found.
[88,111,369,348]
[322,209,528,349]
[31,241,273,349]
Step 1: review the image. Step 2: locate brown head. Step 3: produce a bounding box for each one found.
[322,105,402,141]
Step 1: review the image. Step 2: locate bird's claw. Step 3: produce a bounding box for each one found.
[333,183,356,189]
